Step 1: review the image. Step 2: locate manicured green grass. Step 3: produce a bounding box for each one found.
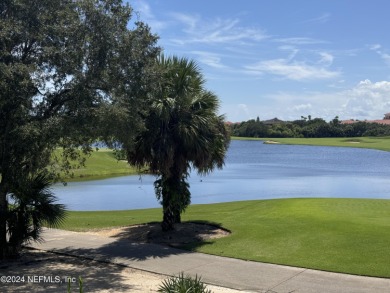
[231,136,265,141]
[60,198,390,278]
[232,136,390,152]
[60,149,140,181]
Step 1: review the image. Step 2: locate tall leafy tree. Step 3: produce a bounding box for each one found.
[128,56,230,231]
[0,0,160,258]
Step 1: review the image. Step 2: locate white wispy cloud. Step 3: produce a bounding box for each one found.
[274,37,328,45]
[190,51,228,69]
[293,103,312,111]
[131,1,168,31]
[369,43,390,66]
[369,44,381,51]
[380,53,390,66]
[238,103,252,119]
[303,13,331,24]
[277,45,299,61]
[318,52,334,66]
[169,13,268,45]
[244,58,340,81]
[169,12,198,30]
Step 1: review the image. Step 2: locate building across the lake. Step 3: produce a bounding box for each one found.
[225,118,285,125]
[263,117,284,125]
[341,113,390,125]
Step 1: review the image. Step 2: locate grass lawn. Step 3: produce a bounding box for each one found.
[232,136,390,152]
[58,149,140,181]
[60,198,390,278]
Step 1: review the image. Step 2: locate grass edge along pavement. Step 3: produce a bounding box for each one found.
[232,136,390,152]
[60,198,390,278]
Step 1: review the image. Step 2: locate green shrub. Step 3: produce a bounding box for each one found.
[7,172,66,257]
[158,273,212,293]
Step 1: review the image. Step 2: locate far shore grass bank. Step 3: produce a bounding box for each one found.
[60,198,390,278]
[59,149,140,182]
[232,136,390,152]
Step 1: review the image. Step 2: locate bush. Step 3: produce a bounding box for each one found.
[7,172,66,257]
[158,273,212,293]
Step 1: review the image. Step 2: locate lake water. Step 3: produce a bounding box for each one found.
[54,140,390,211]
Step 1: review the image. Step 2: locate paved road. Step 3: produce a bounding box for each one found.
[28,228,390,293]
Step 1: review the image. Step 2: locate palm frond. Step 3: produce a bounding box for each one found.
[7,171,67,247]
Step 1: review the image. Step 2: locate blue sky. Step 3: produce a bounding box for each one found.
[128,0,390,122]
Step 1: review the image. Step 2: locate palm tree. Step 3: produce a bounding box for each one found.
[7,172,66,257]
[128,56,230,231]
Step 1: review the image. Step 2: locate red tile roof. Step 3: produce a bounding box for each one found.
[341,119,390,125]
[372,120,390,125]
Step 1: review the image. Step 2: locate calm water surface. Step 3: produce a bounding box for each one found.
[54,140,390,211]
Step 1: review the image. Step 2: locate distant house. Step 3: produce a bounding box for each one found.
[341,112,390,125]
[341,119,356,125]
[371,119,390,125]
[225,121,240,126]
[263,118,284,125]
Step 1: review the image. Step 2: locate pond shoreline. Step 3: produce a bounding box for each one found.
[54,140,390,211]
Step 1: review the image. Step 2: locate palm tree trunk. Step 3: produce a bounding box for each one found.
[161,176,176,231]
[173,211,181,224]
[161,205,175,231]
[161,170,190,230]
[161,193,182,230]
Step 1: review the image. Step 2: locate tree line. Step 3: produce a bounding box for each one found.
[230,116,390,138]
[0,0,229,259]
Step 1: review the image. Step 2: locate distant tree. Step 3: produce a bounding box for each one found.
[127,56,230,231]
[0,0,159,258]
[234,115,390,139]
[331,116,340,126]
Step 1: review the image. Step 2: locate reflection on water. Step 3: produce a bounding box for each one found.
[54,140,390,211]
